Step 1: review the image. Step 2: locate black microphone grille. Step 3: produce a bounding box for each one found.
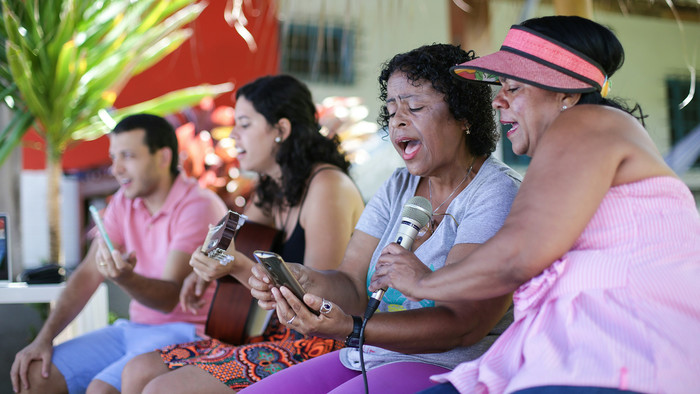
[401,196,433,229]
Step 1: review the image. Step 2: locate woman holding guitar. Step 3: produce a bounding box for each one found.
[122,75,364,393]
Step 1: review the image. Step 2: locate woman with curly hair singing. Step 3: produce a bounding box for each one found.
[242,44,521,393]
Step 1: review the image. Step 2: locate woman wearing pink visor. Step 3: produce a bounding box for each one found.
[371,15,700,394]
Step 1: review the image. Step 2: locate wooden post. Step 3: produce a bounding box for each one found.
[553,0,593,18]
[449,0,492,57]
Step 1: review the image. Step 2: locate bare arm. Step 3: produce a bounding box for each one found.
[275,243,512,353]
[359,295,511,353]
[11,242,104,389]
[305,230,379,314]
[250,168,370,314]
[265,186,517,353]
[37,242,104,341]
[257,166,514,353]
[298,168,364,271]
[293,168,370,313]
[99,240,192,313]
[188,168,366,291]
[362,242,515,352]
[371,106,675,302]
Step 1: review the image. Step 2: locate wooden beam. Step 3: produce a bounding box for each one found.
[554,0,593,18]
[449,0,492,57]
[593,0,700,23]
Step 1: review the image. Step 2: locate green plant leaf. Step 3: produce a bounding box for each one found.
[6,42,49,122]
[0,0,219,263]
[71,83,234,141]
[0,109,34,167]
[132,30,193,75]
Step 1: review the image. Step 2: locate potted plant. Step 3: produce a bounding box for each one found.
[0,0,232,266]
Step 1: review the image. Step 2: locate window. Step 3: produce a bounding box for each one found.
[667,78,700,168]
[280,23,355,85]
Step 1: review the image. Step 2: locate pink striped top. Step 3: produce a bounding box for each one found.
[433,176,700,393]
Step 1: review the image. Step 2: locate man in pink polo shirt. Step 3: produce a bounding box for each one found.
[11,114,228,394]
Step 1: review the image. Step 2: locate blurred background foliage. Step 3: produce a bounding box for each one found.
[0,0,233,264]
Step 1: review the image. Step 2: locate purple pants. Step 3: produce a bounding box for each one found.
[239,350,449,394]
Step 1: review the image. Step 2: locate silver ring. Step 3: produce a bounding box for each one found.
[320,299,332,314]
[286,315,296,325]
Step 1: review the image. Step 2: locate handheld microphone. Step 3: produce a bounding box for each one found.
[357,196,433,394]
[365,196,432,320]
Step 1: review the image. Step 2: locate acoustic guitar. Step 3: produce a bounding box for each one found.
[203,212,283,345]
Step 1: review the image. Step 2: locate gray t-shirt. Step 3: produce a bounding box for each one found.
[340,156,522,371]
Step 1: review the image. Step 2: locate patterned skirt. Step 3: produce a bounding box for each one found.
[158,317,344,390]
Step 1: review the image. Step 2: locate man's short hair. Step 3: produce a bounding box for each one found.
[112,114,179,177]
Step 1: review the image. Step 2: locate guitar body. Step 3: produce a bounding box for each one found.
[205,220,283,345]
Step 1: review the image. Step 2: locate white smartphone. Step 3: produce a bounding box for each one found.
[89,205,115,253]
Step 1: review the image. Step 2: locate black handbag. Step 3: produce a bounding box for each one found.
[20,264,66,284]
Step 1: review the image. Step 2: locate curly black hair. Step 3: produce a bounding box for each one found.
[235,75,350,214]
[377,44,498,157]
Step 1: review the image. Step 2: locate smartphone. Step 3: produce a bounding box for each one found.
[253,250,318,315]
[89,205,115,253]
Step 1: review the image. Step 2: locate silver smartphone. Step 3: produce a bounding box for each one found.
[89,205,115,253]
[253,250,318,315]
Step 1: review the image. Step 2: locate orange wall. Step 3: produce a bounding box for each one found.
[23,0,279,170]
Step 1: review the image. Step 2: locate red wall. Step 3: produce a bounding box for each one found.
[23,0,279,170]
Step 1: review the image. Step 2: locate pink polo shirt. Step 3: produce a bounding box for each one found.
[102,173,228,336]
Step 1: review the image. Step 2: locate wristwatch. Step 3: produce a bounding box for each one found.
[344,315,363,348]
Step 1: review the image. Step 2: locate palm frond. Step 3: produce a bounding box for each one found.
[0,0,216,164]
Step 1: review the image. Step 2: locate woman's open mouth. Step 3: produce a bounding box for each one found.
[501,121,518,137]
[397,138,421,160]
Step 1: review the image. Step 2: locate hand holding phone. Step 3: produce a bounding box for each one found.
[89,205,115,253]
[253,250,319,315]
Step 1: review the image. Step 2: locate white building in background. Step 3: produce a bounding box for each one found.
[277,0,700,207]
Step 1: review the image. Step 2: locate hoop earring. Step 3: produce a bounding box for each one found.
[274,136,282,143]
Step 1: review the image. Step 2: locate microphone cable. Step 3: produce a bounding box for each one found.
[359,318,370,394]
[359,294,382,394]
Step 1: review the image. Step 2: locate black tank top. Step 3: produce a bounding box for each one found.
[279,167,343,263]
